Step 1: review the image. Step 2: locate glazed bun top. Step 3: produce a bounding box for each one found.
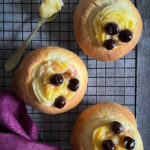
[71,102,144,150]
[31,50,80,108]
[89,1,136,48]
[74,0,142,61]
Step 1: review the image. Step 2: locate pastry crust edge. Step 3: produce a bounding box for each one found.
[74,0,143,61]
[13,46,88,114]
[71,102,144,150]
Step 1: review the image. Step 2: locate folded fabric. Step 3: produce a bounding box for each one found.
[0,91,61,150]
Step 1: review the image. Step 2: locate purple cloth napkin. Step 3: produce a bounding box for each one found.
[0,91,61,150]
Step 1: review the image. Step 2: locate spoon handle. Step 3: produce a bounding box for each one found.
[5,18,45,71]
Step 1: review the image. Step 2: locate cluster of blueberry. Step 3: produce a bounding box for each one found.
[103,22,133,50]
[50,74,79,109]
[102,121,135,150]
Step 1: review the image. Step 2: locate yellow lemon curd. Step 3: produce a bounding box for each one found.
[32,61,75,107]
[40,0,64,18]
[92,125,131,150]
[90,3,136,45]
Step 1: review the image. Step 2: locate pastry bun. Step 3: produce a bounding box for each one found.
[74,0,142,61]
[13,46,88,114]
[71,102,143,150]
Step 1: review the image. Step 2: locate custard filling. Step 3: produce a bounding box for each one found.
[89,3,136,47]
[92,122,135,150]
[40,0,64,18]
[32,61,79,107]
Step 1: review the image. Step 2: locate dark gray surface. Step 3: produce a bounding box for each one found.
[0,0,149,149]
[0,1,137,149]
[137,0,150,149]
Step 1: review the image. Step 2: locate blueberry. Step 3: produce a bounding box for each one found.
[110,121,123,134]
[54,96,66,109]
[50,74,64,86]
[123,136,135,149]
[102,140,115,150]
[119,29,132,42]
[105,22,119,35]
[104,39,116,50]
[68,78,79,92]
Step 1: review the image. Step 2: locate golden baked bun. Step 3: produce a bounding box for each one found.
[74,0,142,61]
[71,102,144,150]
[13,46,88,114]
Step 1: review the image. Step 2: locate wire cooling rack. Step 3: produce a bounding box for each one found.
[0,0,137,149]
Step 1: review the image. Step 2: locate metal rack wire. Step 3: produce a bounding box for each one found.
[0,0,137,149]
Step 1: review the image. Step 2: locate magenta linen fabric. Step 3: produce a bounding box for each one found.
[0,91,61,150]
